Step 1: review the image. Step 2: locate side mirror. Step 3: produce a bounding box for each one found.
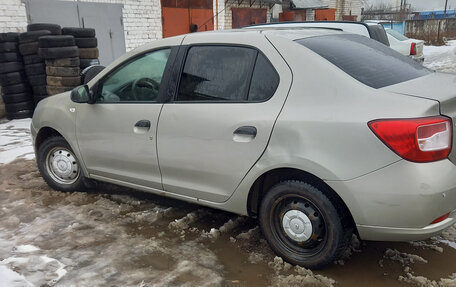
[70,85,94,104]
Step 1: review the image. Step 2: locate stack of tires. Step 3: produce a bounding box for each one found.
[19,23,62,105]
[0,32,34,120]
[38,36,81,96]
[62,28,99,70]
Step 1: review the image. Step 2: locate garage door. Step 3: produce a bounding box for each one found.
[232,8,267,28]
[24,0,126,66]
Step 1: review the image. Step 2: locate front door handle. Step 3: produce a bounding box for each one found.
[134,120,151,134]
[233,126,257,142]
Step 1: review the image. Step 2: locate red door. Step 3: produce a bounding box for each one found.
[162,7,214,38]
[231,8,267,28]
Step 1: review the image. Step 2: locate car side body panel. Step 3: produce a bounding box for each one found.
[156,32,293,202]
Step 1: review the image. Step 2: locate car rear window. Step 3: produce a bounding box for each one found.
[296,34,430,89]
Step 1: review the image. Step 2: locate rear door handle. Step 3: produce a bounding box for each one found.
[233,126,257,142]
[134,120,151,134]
[135,120,150,128]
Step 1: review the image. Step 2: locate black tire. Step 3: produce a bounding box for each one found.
[5,101,34,113]
[74,37,97,48]
[78,47,99,59]
[79,58,99,68]
[62,27,95,38]
[2,83,31,95]
[27,23,62,35]
[19,30,52,43]
[32,85,48,96]
[46,85,74,95]
[2,92,32,104]
[28,74,47,86]
[0,52,22,63]
[259,180,351,269]
[0,71,27,86]
[39,35,75,48]
[19,42,39,55]
[0,32,19,43]
[38,46,79,59]
[36,136,86,192]
[25,63,46,76]
[0,42,18,52]
[23,54,43,65]
[0,62,24,74]
[45,57,80,67]
[46,66,80,77]
[81,65,105,84]
[6,110,34,120]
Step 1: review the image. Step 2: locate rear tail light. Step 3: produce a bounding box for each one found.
[368,116,452,163]
[430,213,450,224]
[410,42,417,55]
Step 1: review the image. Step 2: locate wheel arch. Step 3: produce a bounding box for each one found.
[35,126,64,152]
[247,167,356,231]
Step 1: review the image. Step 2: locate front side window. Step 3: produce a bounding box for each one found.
[177,46,257,102]
[96,49,171,103]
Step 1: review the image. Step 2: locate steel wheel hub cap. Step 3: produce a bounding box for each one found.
[282,209,313,242]
[47,148,79,184]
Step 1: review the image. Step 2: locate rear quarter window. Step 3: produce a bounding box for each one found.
[296,34,430,89]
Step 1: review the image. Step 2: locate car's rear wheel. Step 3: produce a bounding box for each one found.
[259,180,350,269]
[37,137,86,192]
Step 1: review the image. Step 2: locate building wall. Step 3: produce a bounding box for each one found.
[213,0,271,30]
[320,0,362,21]
[0,0,162,51]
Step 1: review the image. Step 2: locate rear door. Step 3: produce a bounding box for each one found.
[156,34,292,202]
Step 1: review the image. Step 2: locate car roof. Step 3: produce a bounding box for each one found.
[183,27,346,41]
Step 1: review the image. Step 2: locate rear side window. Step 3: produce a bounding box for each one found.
[248,53,279,101]
[297,34,430,89]
[177,46,256,102]
[367,25,390,46]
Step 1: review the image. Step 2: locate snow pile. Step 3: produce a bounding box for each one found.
[409,240,444,253]
[399,272,456,287]
[383,248,428,265]
[423,40,456,73]
[0,119,34,164]
[269,257,336,287]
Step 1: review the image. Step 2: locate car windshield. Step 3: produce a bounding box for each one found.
[296,34,430,89]
[386,28,409,41]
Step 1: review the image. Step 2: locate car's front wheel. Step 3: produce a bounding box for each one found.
[259,180,351,269]
[36,136,86,192]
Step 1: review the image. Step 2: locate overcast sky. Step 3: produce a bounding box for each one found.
[366,0,456,11]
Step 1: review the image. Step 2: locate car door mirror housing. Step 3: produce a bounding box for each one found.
[71,85,95,104]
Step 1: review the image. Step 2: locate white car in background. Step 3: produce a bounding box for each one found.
[385,28,424,63]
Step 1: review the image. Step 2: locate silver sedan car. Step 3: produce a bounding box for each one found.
[31,28,456,269]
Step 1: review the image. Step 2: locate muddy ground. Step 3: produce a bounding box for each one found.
[1,160,456,287]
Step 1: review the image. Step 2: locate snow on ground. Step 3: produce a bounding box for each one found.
[0,119,34,164]
[423,40,456,73]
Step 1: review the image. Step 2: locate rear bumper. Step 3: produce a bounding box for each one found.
[326,159,456,241]
[357,210,456,241]
[411,54,424,63]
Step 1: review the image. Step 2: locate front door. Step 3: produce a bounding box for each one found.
[157,36,292,202]
[75,48,173,189]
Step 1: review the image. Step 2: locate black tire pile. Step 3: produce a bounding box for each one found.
[62,28,100,70]
[0,32,34,120]
[19,23,61,105]
[39,35,80,96]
